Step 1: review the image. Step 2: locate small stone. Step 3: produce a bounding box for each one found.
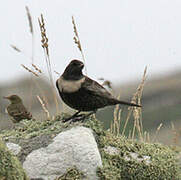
[6,142,22,155]
[124,152,151,165]
[104,146,120,155]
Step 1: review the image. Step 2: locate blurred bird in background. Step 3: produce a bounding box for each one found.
[3,95,32,123]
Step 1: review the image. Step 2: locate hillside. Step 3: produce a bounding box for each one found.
[1,71,181,145]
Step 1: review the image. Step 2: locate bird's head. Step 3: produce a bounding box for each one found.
[62,60,84,80]
[3,95,22,104]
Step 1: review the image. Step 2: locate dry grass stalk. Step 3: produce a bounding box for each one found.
[171,122,180,146]
[10,45,21,52]
[121,110,132,136]
[38,14,59,113]
[121,67,147,140]
[143,131,150,142]
[54,70,60,76]
[147,132,149,142]
[132,108,142,140]
[147,132,150,142]
[131,66,147,141]
[117,109,122,135]
[72,16,87,74]
[143,131,147,142]
[38,14,49,55]
[111,94,122,136]
[37,95,50,119]
[112,103,119,135]
[25,6,35,111]
[110,123,113,134]
[32,64,42,73]
[32,78,51,110]
[21,64,39,77]
[11,9,51,114]
[152,123,163,142]
[144,131,151,143]
[128,130,132,139]
[25,6,33,34]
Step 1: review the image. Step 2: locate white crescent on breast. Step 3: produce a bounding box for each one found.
[57,76,86,93]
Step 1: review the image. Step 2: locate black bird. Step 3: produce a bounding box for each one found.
[56,60,141,122]
[4,95,32,123]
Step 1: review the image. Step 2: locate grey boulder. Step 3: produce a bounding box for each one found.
[23,126,102,180]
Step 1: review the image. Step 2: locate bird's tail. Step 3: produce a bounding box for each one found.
[113,99,141,107]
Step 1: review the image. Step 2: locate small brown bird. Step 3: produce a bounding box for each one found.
[3,95,32,123]
[56,60,141,122]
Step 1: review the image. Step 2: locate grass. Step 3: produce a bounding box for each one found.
[111,67,146,142]
[72,16,87,75]
[38,14,59,114]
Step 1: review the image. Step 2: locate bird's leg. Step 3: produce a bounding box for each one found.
[83,110,96,119]
[62,110,81,122]
[71,110,97,123]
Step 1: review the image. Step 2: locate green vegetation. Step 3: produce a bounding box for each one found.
[1,116,180,179]
[0,138,29,180]
[0,114,73,141]
[56,167,85,180]
[86,118,181,180]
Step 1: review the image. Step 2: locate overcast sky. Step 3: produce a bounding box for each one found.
[1,0,181,86]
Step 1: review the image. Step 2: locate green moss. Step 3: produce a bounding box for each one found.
[0,113,70,142]
[85,118,181,180]
[1,115,180,179]
[0,138,29,180]
[55,167,85,180]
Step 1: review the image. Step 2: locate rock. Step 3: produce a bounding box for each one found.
[104,146,151,165]
[124,152,151,165]
[104,146,120,155]
[23,126,102,180]
[6,142,22,155]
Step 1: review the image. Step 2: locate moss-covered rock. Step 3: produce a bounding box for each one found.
[85,119,181,180]
[0,114,71,163]
[0,138,29,180]
[0,114,181,179]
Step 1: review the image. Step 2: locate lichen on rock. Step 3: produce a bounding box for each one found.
[85,118,181,180]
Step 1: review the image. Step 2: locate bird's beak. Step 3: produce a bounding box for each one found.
[79,63,84,68]
[3,96,10,99]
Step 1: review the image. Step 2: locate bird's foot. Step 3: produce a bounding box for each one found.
[62,111,96,123]
[62,113,84,123]
[70,115,86,123]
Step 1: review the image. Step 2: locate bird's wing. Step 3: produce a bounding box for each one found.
[17,104,32,118]
[81,76,114,99]
[8,104,31,118]
[7,105,20,116]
